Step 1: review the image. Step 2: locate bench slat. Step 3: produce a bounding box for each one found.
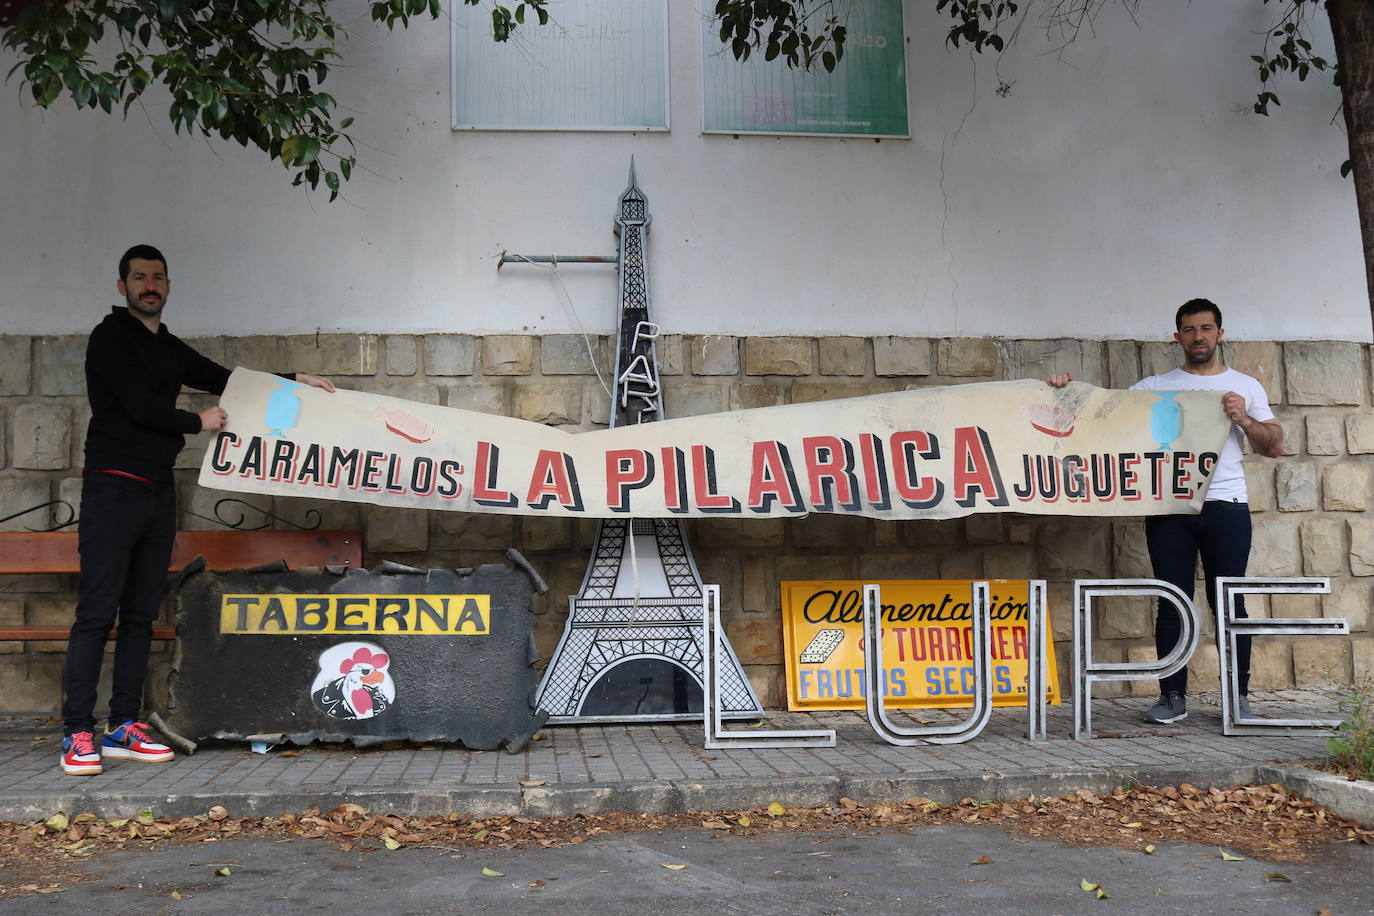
[0,626,177,640]
[0,530,362,575]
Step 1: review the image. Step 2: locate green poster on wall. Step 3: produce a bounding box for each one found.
[701,0,908,137]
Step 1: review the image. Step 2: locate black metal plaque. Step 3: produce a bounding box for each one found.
[164,564,547,751]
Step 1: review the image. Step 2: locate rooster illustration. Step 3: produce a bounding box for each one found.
[311,645,394,720]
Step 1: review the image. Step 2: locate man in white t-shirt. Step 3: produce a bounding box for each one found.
[1050,299,1283,724]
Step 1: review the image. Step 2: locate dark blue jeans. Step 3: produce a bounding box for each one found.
[62,472,177,735]
[1145,500,1252,698]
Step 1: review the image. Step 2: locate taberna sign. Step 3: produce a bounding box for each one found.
[220,594,491,636]
[201,369,1232,521]
[164,566,547,751]
[780,579,1062,711]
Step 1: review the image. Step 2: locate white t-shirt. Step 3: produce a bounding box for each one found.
[1130,367,1274,503]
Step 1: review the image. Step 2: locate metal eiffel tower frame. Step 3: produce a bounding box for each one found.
[506,162,762,723]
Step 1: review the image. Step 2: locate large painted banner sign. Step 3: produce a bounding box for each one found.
[780,579,1061,710]
[200,369,1231,520]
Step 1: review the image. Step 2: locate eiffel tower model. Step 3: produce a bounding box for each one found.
[534,164,763,723]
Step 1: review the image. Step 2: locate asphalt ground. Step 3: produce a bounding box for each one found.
[2,689,1369,826]
[4,822,1372,914]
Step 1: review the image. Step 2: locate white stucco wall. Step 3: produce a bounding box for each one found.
[1,1,1366,340]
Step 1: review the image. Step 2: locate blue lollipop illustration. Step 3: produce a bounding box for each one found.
[264,377,307,437]
[1150,391,1181,450]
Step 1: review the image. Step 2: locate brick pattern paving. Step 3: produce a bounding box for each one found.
[0,690,1341,818]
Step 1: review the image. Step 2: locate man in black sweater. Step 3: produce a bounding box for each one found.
[60,244,335,776]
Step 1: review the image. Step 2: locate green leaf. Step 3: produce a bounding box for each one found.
[1340,159,1353,178]
[280,134,304,165]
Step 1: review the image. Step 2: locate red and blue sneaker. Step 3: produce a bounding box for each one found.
[61,731,103,775]
[101,721,174,763]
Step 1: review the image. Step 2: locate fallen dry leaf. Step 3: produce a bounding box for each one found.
[970,855,993,865]
[660,863,687,870]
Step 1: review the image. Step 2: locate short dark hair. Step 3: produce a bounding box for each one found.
[118,245,168,281]
[1175,298,1221,330]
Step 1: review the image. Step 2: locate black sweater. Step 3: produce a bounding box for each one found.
[82,306,233,481]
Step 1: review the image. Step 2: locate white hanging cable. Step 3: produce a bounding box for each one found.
[627,521,643,623]
[508,253,613,401]
[506,254,637,619]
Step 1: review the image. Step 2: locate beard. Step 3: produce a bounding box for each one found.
[125,289,166,320]
[1184,342,1215,365]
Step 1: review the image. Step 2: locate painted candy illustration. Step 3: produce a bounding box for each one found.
[380,407,435,444]
[1150,391,1182,449]
[264,377,307,437]
[1026,402,1077,438]
[310,643,395,720]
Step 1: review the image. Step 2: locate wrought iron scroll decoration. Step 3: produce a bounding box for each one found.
[0,500,78,531]
[183,498,322,531]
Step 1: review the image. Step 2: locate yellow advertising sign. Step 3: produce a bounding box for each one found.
[220,594,491,636]
[780,580,1060,710]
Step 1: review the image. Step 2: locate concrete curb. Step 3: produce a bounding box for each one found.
[1260,766,1374,827]
[10,764,1372,826]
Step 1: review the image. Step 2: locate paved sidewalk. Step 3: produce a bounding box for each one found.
[0,690,1360,824]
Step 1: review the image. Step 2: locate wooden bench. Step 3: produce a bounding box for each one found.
[0,529,363,640]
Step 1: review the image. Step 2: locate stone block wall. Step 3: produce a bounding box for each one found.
[1,333,1371,715]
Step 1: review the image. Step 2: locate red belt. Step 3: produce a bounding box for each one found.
[86,468,155,483]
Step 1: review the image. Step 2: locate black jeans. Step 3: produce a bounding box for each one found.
[1144,500,1252,698]
[62,472,177,735]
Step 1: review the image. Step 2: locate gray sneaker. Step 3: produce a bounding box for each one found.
[1144,692,1187,724]
[1237,694,1252,720]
